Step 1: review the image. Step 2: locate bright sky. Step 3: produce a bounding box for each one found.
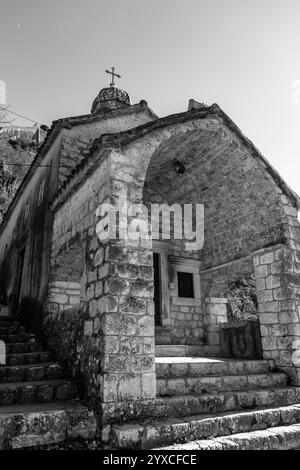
[1,0,300,194]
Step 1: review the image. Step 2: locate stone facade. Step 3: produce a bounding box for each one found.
[253,244,300,384]
[1,87,300,439]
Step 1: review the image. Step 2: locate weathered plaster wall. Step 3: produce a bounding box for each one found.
[45,156,110,408]
[0,135,62,330]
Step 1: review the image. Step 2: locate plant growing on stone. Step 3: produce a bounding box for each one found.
[226,274,258,322]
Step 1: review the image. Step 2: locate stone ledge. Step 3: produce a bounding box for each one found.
[0,401,97,449]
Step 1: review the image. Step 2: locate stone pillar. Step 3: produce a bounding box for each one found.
[204,297,228,351]
[253,245,300,385]
[84,175,156,426]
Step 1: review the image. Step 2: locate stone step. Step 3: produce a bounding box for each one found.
[0,401,97,449]
[6,342,43,355]
[5,352,53,366]
[0,317,19,323]
[0,379,78,406]
[156,372,287,396]
[0,326,25,335]
[158,423,300,450]
[155,345,219,357]
[155,357,275,378]
[112,403,300,449]
[0,363,63,383]
[0,333,36,344]
[147,386,300,421]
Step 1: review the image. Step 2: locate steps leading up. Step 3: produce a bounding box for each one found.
[0,362,63,382]
[155,345,219,357]
[6,342,43,354]
[158,423,300,450]
[112,404,300,449]
[110,355,300,449]
[155,357,275,378]
[155,357,287,396]
[0,401,97,449]
[0,315,97,448]
[5,351,53,366]
[157,372,287,396]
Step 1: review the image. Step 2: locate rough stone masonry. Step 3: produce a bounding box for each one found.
[0,85,300,448]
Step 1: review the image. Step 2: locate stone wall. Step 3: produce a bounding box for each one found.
[201,256,255,299]
[46,281,81,314]
[253,244,300,384]
[45,107,300,427]
[44,305,86,387]
[48,149,157,424]
[47,158,110,412]
[204,297,227,349]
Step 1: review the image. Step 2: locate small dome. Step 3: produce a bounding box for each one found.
[91,87,131,114]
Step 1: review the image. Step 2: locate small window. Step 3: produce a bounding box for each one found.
[38,180,45,206]
[177,272,194,298]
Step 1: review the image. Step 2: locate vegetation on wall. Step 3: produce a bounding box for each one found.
[0,111,38,225]
[226,274,258,322]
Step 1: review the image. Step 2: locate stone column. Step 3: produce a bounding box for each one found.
[84,167,157,427]
[253,245,300,385]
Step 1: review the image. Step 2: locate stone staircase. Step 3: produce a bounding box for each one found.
[111,356,300,450]
[0,316,97,449]
[155,344,219,357]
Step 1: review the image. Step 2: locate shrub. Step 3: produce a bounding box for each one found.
[227,274,258,322]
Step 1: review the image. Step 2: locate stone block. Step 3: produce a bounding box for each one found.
[104,336,120,354]
[84,321,93,336]
[131,356,155,373]
[259,312,278,324]
[273,287,293,301]
[118,374,142,400]
[257,290,273,303]
[103,374,119,402]
[261,336,277,350]
[255,265,268,278]
[266,275,281,290]
[260,252,274,265]
[256,278,266,291]
[103,313,136,336]
[137,316,154,336]
[120,337,143,355]
[104,354,130,373]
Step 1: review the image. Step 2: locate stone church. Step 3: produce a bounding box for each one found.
[0,73,300,449]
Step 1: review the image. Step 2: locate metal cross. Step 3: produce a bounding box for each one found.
[105,66,121,88]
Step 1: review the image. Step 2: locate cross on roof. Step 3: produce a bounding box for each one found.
[105,66,121,88]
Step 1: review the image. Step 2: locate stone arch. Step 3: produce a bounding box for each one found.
[45,233,85,315]
[90,109,300,422]
[109,113,296,305]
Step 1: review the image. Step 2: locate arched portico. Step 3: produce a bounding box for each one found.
[49,106,300,425]
[85,109,299,424]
